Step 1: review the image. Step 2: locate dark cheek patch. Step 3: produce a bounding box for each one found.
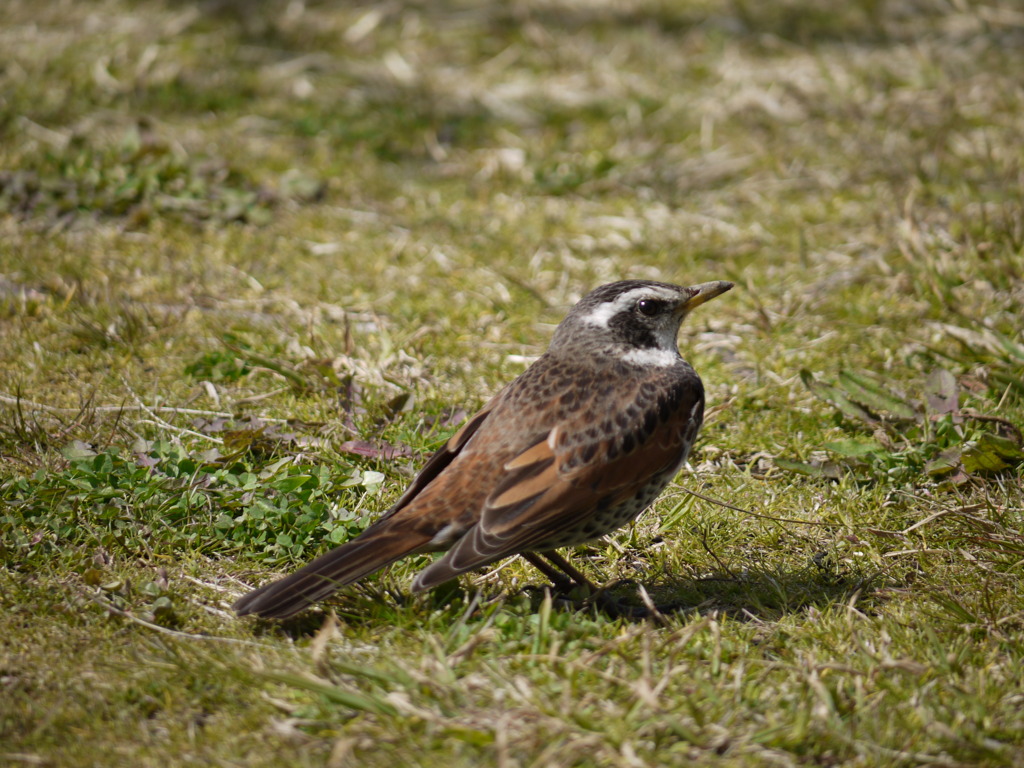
[607,313,658,348]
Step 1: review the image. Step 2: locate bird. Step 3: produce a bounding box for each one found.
[233,279,733,618]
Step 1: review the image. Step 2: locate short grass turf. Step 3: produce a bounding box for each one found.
[2,1,1023,766]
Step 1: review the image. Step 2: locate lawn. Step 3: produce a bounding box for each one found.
[2,1,1023,766]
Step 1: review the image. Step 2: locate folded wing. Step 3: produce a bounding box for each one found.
[411,374,703,591]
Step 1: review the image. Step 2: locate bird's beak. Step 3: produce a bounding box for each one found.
[678,280,734,314]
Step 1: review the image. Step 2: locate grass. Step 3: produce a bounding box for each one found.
[2,0,1023,765]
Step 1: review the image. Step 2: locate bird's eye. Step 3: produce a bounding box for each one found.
[636,299,664,317]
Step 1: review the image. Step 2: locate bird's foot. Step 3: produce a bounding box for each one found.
[542,578,691,620]
[522,551,692,619]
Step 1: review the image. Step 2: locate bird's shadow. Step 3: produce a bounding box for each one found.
[533,563,888,624]
[243,562,887,637]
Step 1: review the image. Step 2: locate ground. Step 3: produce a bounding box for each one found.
[1,1,1023,766]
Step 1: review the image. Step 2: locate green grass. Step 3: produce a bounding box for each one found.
[2,0,1023,765]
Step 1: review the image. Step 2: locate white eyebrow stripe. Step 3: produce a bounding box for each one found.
[579,286,678,328]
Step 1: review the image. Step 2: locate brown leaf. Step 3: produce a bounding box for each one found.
[337,439,416,460]
[925,368,958,415]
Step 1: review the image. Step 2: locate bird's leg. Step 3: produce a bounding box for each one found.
[528,551,638,616]
[532,551,690,620]
[536,550,599,592]
[520,552,579,593]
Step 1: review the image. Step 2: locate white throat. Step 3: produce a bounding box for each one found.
[621,347,680,367]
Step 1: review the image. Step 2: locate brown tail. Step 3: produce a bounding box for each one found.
[233,526,431,619]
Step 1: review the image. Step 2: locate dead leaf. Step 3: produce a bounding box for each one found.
[337,440,416,460]
[925,368,958,415]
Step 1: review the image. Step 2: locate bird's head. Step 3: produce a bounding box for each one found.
[550,279,733,365]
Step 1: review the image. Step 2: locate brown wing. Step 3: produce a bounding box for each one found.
[411,369,703,591]
[375,394,498,523]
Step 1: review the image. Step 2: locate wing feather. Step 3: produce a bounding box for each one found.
[376,395,497,523]
[411,374,703,591]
